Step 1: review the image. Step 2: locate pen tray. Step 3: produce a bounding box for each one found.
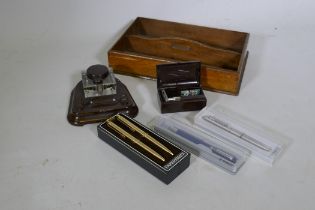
[150,115,250,174]
[97,113,190,184]
[108,17,249,95]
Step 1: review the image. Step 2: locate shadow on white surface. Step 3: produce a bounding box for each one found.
[69,71,82,89]
[240,34,267,90]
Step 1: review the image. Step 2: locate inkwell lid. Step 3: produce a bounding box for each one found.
[87,64,109,84]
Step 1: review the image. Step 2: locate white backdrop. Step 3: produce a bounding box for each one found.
[1,0,315,210]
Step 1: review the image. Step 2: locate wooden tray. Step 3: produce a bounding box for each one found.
[108,17,249,95]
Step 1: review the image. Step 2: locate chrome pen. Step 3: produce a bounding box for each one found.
[202,115,272,152]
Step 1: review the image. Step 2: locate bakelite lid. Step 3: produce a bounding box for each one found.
[156,61,201,88]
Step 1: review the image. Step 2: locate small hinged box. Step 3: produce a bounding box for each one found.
[157,61,207,113]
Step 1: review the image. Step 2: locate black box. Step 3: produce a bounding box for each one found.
[97,113,190,184]
[157,61,207,113]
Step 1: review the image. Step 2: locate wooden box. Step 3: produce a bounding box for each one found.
[108,17,249,95]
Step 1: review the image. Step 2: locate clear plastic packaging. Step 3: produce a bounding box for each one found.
[195,105,289,165]
[150,115,250,174]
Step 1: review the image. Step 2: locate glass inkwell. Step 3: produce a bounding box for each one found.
[67,64,138,126]
[82,65,117,98]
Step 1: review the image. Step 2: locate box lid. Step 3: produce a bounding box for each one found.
[157,62,201,88]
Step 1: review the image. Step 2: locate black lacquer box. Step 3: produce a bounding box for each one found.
[157,62,207,113]
[97,113,190,184]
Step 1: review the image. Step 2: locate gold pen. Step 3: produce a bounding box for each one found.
[116,115,174,155]
[107,120,165,162]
